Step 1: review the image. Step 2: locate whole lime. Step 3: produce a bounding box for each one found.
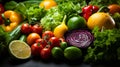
[64,46,82,60]
[60,42,67,50]
[51,47,64,59]
[67,16,86,30]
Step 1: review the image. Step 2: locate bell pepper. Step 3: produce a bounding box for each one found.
[1,10,22,32]
[81,5,99,21]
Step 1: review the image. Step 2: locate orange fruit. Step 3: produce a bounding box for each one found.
[27,33,41,46]
[87,12,115,30]
[39,0,57,10]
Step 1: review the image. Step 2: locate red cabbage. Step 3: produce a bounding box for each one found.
[65,30,94,48]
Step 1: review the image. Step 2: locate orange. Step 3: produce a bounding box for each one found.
[27,33,41,46]
[87,12,115,30]
[39,0,57,10]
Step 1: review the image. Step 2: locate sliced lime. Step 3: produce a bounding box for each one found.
[9,40,31,59]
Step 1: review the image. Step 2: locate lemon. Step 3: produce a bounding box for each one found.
[9,40,31,59]
[64,46,82,60]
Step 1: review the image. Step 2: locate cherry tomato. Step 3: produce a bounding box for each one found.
[31,43,43,56]
[21,23,32,34]
[35,38,47,47]
[0,4,5,14]
[40,47,51,59]
[31,24,43,35]
[49,37,60,48]
[42,31,54,41]
[27,33,41,46]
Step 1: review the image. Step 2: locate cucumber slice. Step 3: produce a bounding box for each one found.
[9,40,31,60]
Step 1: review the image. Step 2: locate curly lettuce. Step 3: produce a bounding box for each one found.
[84,27,120,63]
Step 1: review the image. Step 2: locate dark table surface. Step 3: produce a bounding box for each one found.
[1,54,120,67]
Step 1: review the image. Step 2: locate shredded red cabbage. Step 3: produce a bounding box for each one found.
[65,30,94,48]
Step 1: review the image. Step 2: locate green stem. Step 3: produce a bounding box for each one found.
[1,14,11,26]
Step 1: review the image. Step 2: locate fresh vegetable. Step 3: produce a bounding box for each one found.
[39,0,57,10]
[42,31,54,41]
[112,13,120,29]
[84,27,120,63]
[26,5,46,24]
[2,10,22,32]
[21,23,32,34]
[41,1,86,31]
[51,47,64,59]
[60,42,68,50]
[48,37,60,48]
[65,30,94,48]
[81,5,99,20]
[87,12,115,30]
[89,0,120,7]
[31,24,42,35]
[67,15,86,31]
[64,46,82,60]
[4,1,45,23]
[35,38,47,47]
[27,33,41,46]
[31,42,43,56]
[108,4,120,15]
[9,24,22,43]
[19,34,27,42]
[9,40,31,60]
[53,15,68,38]
[0,26,9,54]
[40,46,51,59]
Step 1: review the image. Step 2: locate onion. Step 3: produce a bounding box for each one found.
[65,30,94,48]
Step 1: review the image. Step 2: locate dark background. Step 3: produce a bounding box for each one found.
[1,0,120,67]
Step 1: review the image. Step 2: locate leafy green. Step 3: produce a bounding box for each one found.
[41,1,86,31]
[89,0,120,7]
[112,13,120,29]
[84,27,120,63]
[0,26,10,53]
[4,1,45,23]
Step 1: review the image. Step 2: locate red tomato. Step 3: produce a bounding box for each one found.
[40,47,51,59]
[35,38,47,47]
[31,24,43,35]
[49,37,60,48]
[27,33,41,46]
[0,4,4,14]
[21,23,32,34]
[31,43,43,56]
[42,31,54,41]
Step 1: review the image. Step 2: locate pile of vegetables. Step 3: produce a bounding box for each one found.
[0,0,120,64]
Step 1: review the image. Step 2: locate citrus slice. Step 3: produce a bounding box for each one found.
[9,40,31,59]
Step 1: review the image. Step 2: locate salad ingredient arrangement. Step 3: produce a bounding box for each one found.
[0,0,120,64]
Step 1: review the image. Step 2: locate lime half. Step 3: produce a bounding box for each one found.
[9,40,31,59]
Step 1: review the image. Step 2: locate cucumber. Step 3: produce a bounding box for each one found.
[19,35,27,42]
[8,24,22,45]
